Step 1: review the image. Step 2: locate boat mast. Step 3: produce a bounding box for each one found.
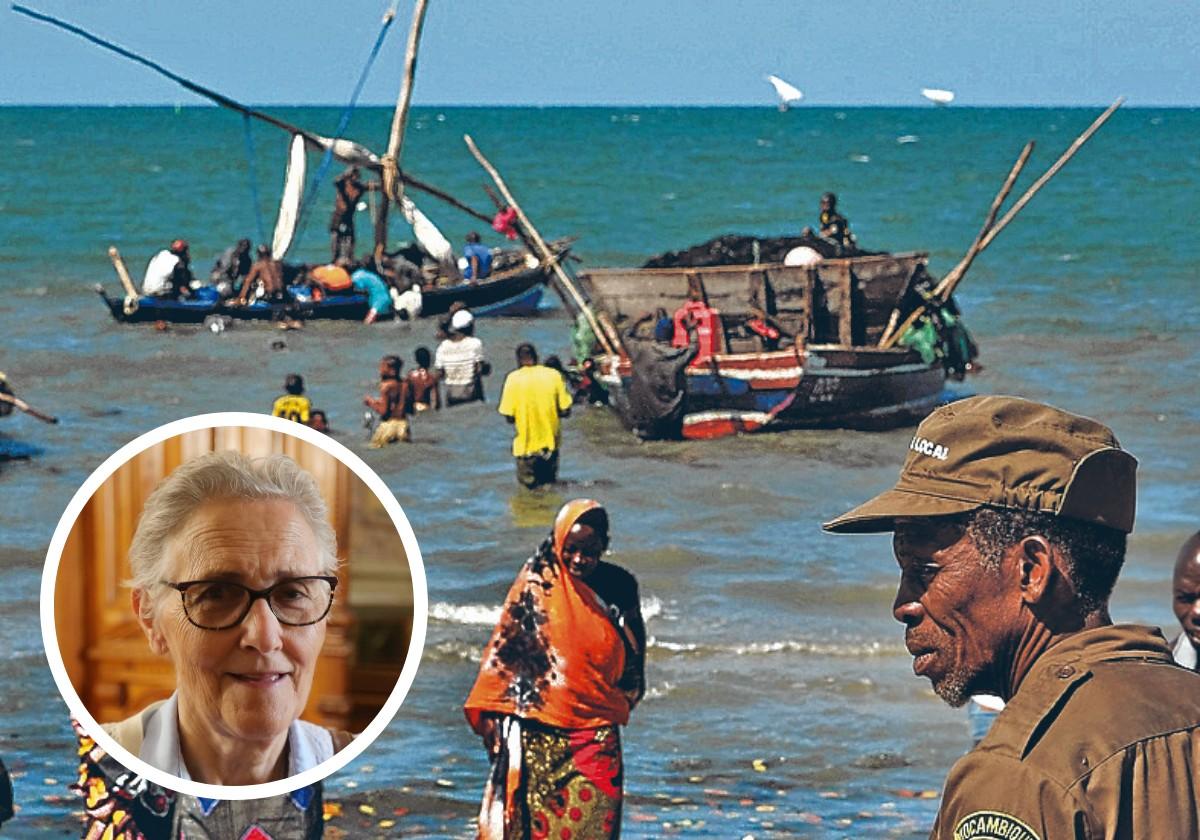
[11,3,493,227]
[375,0,431,265]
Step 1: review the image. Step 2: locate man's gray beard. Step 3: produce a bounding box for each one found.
[931,668,972,708]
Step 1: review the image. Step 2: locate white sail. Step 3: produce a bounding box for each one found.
[921,88,955,105]
[311,134,381,167]
[400,196,453,262]
[767,75,804,107]
[271,134,307,259]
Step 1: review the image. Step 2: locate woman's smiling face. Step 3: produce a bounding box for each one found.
[561,522,605,578]
[141,498,328,749]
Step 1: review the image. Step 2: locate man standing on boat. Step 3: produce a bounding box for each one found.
[817,192,856,254]
[330,166,376,262]
[824,395,1200,839]
[498,342,572,488]
[141,238,194,298]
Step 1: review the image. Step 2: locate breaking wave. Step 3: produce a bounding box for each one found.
[430,595,665,627]
[648,636,900,657]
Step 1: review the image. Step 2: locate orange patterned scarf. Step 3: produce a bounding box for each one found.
[465,500,633,734]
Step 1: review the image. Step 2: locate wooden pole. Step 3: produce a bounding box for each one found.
[0,392,58,424]
[880,99,1122,350]
[375,0,430,263]
[463,134,619,356]
[879,140,1033,346]
[12,5,495,225]
[941,96,1124,297]
[107,246,139,299]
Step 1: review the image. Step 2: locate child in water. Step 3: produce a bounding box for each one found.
[364,355,410,446]
[405,346,441,412]
[271,373,311,424]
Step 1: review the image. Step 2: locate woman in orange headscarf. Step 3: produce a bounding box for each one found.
[465,500,645,840]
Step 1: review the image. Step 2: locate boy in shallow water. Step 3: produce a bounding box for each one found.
[364,355,410,446]
[405,346,440,412]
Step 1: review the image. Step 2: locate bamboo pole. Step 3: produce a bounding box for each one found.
[107,246,139,299]
[376,0,430,262]
[881,99,1122,350]
[463,134,619,356]
[878,140,1034,346]
[939,97,1123,298]
[0,392,58,424]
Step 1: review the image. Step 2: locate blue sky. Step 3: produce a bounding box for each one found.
[2,1,1197,106]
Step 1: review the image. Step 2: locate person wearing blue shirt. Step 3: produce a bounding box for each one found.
[351,259,394,324]
[462,231,493,282]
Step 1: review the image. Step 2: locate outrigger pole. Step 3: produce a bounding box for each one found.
[0,391,58,424]
[879,97,1124,349]
[464,134,622,357]
[11,3,494,226]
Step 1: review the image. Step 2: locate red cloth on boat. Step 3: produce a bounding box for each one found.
[492,207,519,241]
[673,300,724,365]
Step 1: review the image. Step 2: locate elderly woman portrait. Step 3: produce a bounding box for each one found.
[464,499,645,839]
[107,450,351,785]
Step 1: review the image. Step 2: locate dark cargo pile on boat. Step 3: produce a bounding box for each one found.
[641,234,866,268]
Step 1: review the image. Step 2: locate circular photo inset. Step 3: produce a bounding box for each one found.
[41,412,426,801]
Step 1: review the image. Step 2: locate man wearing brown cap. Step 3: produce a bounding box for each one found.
[825,395,1200,839]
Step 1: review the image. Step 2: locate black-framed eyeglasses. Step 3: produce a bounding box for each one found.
[165,576,338,631]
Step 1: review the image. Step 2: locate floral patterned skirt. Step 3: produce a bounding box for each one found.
[479,717,623,840]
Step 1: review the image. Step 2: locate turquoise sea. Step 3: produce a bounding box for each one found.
[1,105,1198,837]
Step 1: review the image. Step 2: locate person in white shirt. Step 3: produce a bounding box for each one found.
[435,309,490,405]
[141,239,194,298]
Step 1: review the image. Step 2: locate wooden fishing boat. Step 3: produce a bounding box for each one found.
[575,99,1128,440]
[27,4,572,329]
[95,241,568,324]
[578,251,957,438]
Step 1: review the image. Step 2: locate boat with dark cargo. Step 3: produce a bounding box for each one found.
[573,100,1123,439]
[578,249,963,438]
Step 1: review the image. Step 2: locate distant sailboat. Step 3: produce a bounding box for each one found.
[767,75,804,111]
[921,88,955,106]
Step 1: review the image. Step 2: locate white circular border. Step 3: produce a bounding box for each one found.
[40,411,428,801]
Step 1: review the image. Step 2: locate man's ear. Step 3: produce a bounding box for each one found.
[1017,535,1055,605]
[132,589,168,656]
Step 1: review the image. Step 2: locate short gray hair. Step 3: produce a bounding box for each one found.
[964,505,1125,616]
[128,450,339,594]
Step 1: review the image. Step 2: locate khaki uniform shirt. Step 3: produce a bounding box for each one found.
[931,624,1200,840]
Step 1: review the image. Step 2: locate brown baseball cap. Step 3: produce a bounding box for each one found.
[823,395,1137,534]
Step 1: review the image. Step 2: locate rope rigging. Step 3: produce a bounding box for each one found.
[293,1,403,249]
[240,114,268,246]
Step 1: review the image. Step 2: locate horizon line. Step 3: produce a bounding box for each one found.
[1,101,1192,109]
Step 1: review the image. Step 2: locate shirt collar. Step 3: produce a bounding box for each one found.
[140,693,333,781]
[1172,632,1198,670]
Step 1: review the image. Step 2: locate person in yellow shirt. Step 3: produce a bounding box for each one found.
[271,373,311,424]
[498,343,572,488]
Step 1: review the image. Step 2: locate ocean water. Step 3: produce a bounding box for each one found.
[1,105,1198,837]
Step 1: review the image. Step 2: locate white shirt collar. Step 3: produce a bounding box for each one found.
[140,693,334,781]
[1173,632,1198,670]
